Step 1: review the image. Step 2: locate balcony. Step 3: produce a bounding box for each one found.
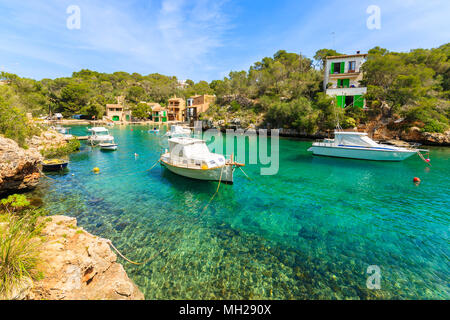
[326,86,367,96]
[329,71,361,78]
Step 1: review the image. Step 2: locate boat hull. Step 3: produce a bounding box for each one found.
[308,146,416,161]
[161,160,234,183]
[42,161,69,171]
[100,145,118,151]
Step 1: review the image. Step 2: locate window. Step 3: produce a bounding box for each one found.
[345,95,353,107]
[337,79,350,88]
[331,62,345,74]
[348,61,356,72]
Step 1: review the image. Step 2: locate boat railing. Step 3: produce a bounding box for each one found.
[313,141,334,147]
[165,156,204,169]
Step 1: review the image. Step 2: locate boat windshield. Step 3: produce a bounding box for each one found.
[94,131,109,136]
[335,134,378,147]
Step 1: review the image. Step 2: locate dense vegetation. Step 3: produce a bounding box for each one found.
[0,194,47,298]
[40,138,80,159]
[0,43,449,141]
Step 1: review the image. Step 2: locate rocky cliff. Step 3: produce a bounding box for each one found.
[28,215,144,300]
[0,136,42,194]
[0,130,69,194]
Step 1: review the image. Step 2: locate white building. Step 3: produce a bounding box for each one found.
[324,52,367,108]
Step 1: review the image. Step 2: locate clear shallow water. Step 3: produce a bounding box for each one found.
[31,125,449,299]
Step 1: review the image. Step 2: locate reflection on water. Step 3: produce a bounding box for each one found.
[30,125,450,299]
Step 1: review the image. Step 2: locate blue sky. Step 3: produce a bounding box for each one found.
[0,0,449,82]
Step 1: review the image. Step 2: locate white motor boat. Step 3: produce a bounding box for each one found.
[87,127,115,145]
[160,137,244,183]
[307,131,420,161]
[99,137,118,151]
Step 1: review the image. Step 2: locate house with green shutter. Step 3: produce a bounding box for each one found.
[324,52,367,108]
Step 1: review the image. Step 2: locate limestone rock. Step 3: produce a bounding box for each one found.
[0,136,42,194]
[28,215,144,300]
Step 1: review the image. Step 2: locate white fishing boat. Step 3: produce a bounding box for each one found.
[308,131,420,161]
[160,137,244,183]
[87,127,115,145]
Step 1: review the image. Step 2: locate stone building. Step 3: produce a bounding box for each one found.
[167,96,186,122]
[186,94,215,122]
[324,52,367,108]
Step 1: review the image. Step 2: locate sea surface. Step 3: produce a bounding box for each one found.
[30,125,450,299]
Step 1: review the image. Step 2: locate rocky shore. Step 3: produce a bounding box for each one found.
[0,136,42,194]
[27,215,144,300]
[0,128,145,300]
[0,130,68,194]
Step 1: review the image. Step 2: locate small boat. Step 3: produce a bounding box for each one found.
[42,159,69,171]
[87,127,115,145]
[99,138,118,151]
[307,131,420,161]
[160,137,244,183]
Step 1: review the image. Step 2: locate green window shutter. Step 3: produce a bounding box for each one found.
[341,62,345,73]
[337,79,341,87]
[336,95,345,108]
[354,95,364,108]
[343,79,350,88]
[331,63,334,74]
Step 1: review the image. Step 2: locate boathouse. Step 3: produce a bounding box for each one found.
[324,52,367,108]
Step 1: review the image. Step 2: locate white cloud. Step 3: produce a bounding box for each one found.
[0,0,233,80]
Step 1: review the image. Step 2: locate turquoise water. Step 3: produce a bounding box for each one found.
[32,125,449,299]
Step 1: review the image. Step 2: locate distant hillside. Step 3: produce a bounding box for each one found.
[1,43,449,144]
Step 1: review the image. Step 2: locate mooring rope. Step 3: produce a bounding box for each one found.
[239,166,252,181]
[417,151,432,166]
[200,165,224,215]
[106,239,166,265]
[38,168,57,180]
[146,159,161,172]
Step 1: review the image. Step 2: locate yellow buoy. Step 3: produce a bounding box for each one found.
[93,167,100,173]
[201,164,208,170]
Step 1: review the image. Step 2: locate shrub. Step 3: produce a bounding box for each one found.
[41,138,80,158]
[0,194,47,298]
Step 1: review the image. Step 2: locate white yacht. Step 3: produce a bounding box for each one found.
[160,137,244,183]
[87,127,115,145]
[308,131,419,161]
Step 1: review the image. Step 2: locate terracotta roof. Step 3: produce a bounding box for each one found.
[152,105,163,112]
[106,104,123,108]
[326,53,367,60]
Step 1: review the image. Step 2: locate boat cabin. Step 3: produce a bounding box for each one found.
[167,137,225,169]
[333,132,378,147]
[89,127,111,136]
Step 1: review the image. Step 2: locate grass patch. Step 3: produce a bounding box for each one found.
[0,194,48,299]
